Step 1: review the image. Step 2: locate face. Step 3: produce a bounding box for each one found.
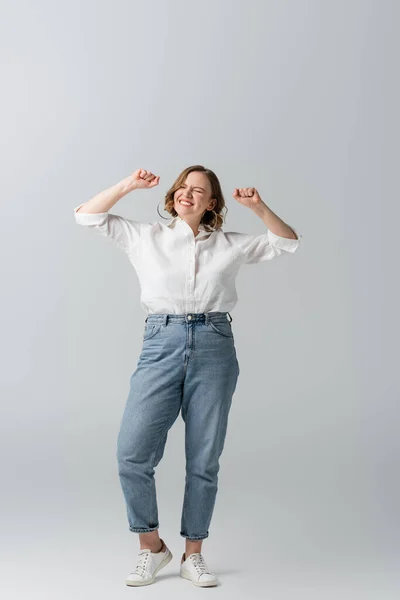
[173,171,216,224]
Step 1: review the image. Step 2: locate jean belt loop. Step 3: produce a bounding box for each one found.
[205,313,209,325]
[227,312,232,322]
[163,314,168,326]
[145,315,148,323]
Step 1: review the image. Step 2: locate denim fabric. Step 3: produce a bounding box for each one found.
[116,311,240,540]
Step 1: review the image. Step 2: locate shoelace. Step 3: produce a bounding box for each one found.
[133,551,149,576]
[189,553,210,574]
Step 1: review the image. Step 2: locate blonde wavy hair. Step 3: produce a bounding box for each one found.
[159,165,228,232]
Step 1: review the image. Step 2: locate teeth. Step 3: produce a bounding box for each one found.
[180,200,192,205]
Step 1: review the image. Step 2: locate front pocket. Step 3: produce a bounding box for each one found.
[208,320,234,338]
[143,323,163,341]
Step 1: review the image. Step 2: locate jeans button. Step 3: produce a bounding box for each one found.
[187,315,192,320]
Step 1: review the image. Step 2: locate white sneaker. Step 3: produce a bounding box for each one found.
[125,539,172,586]
[180,552,219,587]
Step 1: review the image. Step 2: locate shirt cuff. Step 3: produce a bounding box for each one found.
[267,227,303,252]
[74,203,109,225]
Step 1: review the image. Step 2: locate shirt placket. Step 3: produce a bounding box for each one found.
[186,234,196,314]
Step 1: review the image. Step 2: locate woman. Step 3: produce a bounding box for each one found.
[74,165,302,587]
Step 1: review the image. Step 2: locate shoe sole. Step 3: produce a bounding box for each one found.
[180,569,218,587]
[125,549,173,586]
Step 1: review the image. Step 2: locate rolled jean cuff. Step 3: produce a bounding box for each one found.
[129,525,159,533]
[180,531,209,540]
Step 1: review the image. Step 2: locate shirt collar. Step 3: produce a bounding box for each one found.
[166,215,210,236]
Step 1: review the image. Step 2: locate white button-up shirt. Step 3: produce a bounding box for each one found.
[74,204,302,315]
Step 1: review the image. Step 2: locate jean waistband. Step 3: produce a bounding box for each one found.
[145,312,233,325]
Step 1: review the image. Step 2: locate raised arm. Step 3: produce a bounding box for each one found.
[76,171,146,214]
[227,186,302,263]
[73,169,160,255]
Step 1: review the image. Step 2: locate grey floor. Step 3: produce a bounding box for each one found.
[4,514,399,600]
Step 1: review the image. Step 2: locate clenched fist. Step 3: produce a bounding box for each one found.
[233,187,263,209]
[129,169,160,190]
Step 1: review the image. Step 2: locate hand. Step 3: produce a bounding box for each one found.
[129,168,160,190]
[233,187,263,209]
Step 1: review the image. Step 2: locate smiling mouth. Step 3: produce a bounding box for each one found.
[179,200,193,206]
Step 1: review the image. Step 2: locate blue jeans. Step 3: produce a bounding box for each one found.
[116,312,240,540]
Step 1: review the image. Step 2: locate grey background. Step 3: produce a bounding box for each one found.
[1,0,399,598]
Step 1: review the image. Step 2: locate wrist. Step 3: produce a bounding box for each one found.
[250,199,268,218]
[120,176,138,194]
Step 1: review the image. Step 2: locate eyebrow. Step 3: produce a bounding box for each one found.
[183,184,206,191]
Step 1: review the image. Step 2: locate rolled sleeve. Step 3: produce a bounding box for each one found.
[228,227,303,264]
[73,203,143,255]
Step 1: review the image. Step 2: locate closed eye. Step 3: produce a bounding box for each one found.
[181,185,203,192]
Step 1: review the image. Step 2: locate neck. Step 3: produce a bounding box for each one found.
[177,215,201,235]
